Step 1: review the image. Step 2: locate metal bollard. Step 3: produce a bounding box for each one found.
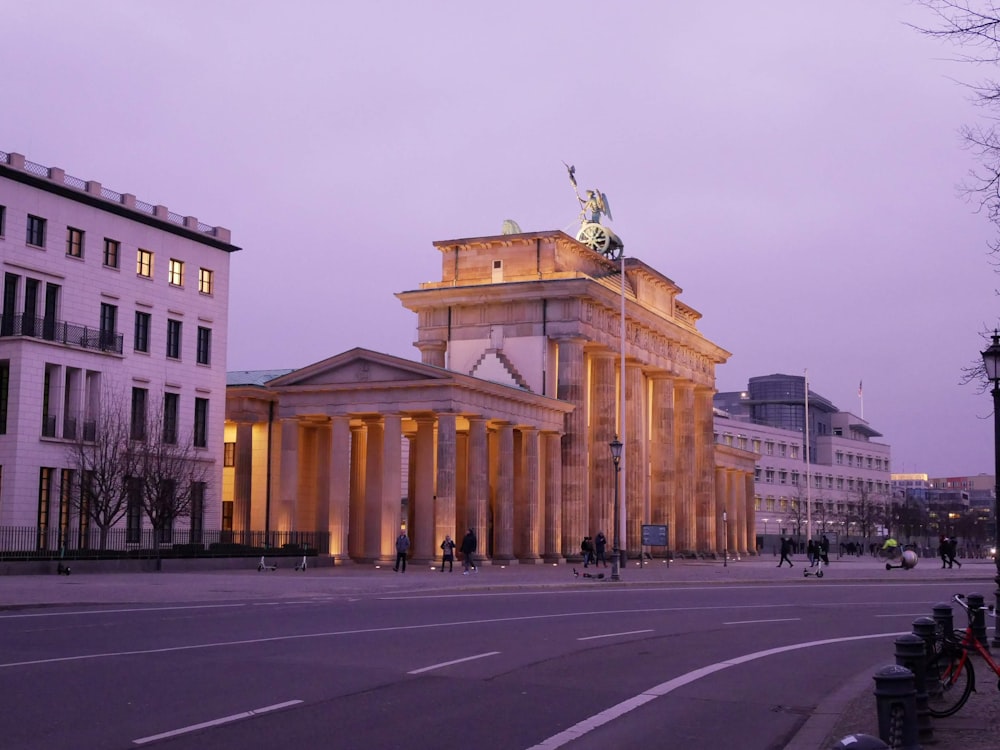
[873,664,919,750]
[932,601,954,641]
[968,592,989,649]
[895,633,932,744]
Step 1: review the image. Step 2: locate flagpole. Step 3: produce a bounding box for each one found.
[619,249,627,566]
[804,370,812,544]
[858,379,865,420]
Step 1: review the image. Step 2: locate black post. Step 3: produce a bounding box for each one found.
[993,382,1000,647]
[610,436,622,582]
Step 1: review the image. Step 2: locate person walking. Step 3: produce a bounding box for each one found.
[806,539,817,567]
[819,535,830,566]
[594,531,608,567]
[939,535,950,569]
[777,537,794,568]
[460,527,478,574]
[947,537,962,569]
[439,535,456,572]
[393,530,410,572]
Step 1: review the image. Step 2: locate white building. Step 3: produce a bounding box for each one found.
[0,150,238,547]
[715,374,892,547]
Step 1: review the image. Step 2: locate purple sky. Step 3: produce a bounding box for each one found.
[3,1,997,478]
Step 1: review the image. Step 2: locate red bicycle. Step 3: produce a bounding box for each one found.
[927,593,1000,717]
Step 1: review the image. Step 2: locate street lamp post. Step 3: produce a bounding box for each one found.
[723,510,728,567]
[981,330,1000,647]
[609,436,623,582]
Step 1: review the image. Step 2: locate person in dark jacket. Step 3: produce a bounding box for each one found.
[581,536,595,567]
[777,537,794,568]
[460,528,478,574]
[393,531,410,572]
[439,535,456,572]
[594,531,608,567]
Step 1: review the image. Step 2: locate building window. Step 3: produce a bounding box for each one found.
[99,303,118,351]
[835,451,843,465]
[163,392,179,444]
[37,467,53,549]
[26,215,46,247]
[199,268,213,295]
[137,249,153,278]
[0,205,5,236]
[104,238,120,268]
[126,477,142,543]
[196,326,211,365]
[778,470,787,485]
[791,445,799,459]
[0,361,8,434]
[752,439,761,454]
[134,311,151,353]
[131,387,147,441]
[765,441,774,455]
[66,227,84,258]
[222,500,234,532]
[224,441,236,467]
[765,469,775,483]
[778,443,787,457]
[190,482,205,543]
[168,259,184,287]
[194,398,208,448]
[790,471,799,486]
[166,319,182,359]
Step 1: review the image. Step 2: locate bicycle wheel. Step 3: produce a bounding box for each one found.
[927,648,974,718]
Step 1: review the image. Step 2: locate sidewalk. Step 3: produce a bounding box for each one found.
[2,554,997,749]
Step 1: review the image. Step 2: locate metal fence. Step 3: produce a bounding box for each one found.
[0,526,330,561]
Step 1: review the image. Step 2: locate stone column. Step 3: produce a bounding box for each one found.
[277,417,300,533]
[415,339,447,367]
[673,382,695,552]
[348,423,366,560]
[590,353,616,540]
[625,362,647,555]
[694,387,715,552]
[715,467,727,554]
[649,376,675,551]
[744,472,756,553]
[381,415,403,561]
[234,422,254,536]
[413,417,436,562]
[493,422,515,562]
[727,469,741,554]
[363,417,384,561]
[328,416,351,560]
[435,413,457,557]
[557,337,588,558]
[517,427,541,561]
[466,417,489,545]
[543,431,563,562]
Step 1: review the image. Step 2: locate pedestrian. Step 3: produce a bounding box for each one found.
[439,534,456,572]
[594,531,608,567]
[460,527,478,574]
[939,535,949,569]
[580,536,595,567]
[819,535,830,566]
[777,537,794,568]
[806,539,817,567]
[947,537,962,569]
[393,530,410,572]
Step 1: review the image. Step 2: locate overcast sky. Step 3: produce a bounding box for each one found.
[3,1,997,478]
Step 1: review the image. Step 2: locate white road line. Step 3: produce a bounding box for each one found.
[875,613,930,618]
[132,700,302,745]
[0,604,247,620]
[723,617,800,625]
[577,629,653,641]
[407,651,500,674]
[524,631,902,750]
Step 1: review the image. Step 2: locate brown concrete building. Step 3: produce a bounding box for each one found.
[224,230,756,565]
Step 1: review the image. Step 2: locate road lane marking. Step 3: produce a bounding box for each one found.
[132,700,302,745]
[524,630,902,750]
[875,613,929,618]
[577,630,653,641]
[723,617,800,625]
[0,604,247,620]
[407,651,500,674]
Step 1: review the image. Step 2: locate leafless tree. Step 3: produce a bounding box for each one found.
[914,1,1000,380]
[64,387,138,550]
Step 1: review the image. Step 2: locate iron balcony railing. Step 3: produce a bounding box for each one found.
[0,313,123,354]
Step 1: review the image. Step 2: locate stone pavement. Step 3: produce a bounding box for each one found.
[2,554,998,749]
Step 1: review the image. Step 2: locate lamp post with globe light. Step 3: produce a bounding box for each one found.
[980,330,1000,647]
[609,436,623,582]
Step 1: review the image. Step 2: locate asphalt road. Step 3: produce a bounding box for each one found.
[0,564,984,750]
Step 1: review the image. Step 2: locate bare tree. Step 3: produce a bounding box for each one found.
[132,400,211,565]
[853,484,882,539]
[65,387,138,550]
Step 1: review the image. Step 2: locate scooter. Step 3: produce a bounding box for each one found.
[294,556,308,571]
[803,555,826,578]
[257,556,278,572]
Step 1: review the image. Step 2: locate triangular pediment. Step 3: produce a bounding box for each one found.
[267,348,453,388]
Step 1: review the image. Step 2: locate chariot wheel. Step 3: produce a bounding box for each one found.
[577,223,611,253]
